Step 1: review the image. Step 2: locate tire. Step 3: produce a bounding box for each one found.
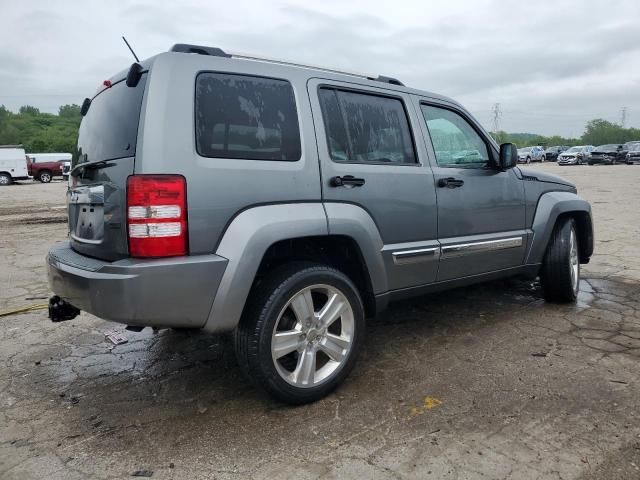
[0,173,12,186]
[540,218,580,303]
[235,262,365,404]
[38,170,52,183]
[526,156,531,164]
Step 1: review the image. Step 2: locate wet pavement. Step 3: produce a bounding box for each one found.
[1,165,639,479]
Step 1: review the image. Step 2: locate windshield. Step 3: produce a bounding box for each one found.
[630,144,640,152]
[566,147,582,153]
[595,144,618,151]
[76,74,147,165]
[519,147,532,152]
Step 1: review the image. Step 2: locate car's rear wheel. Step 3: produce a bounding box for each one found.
[235,262,365,404]
[540,218,580,303]
[526,156,531,164]
[38,170,52,183]
[0,173,12,186]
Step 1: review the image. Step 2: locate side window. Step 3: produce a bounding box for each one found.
[421,104,490,167]
[195,73,301,161]
[318,87,416,164]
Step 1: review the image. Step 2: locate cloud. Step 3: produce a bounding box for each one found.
[1,0,639,136]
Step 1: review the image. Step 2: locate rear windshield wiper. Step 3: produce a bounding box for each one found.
[70,159,110,177]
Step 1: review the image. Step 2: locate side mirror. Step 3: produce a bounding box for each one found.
[499,143,518,170]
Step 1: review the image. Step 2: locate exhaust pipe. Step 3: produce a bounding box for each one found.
[48,296,80,322]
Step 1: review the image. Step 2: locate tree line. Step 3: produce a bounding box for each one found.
[494,119,640,148]
[0,104,638,157]
[0,105,81,155]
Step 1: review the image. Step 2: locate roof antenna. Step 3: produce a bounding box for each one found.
[122,36,140,62]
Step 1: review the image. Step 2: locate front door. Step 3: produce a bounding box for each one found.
[308,79,439,291]
[417,101,526,282]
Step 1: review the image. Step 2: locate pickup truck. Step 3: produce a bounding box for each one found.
[27,153,71,182]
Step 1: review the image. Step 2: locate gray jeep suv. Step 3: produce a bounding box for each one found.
[47,44,594,404]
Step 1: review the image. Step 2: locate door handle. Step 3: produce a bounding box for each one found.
[330,175,366,188]
[438,177,464,188]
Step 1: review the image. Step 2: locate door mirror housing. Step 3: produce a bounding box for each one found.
[498,143,518,170]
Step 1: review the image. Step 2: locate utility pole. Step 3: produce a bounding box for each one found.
[620,107,627,128]
[491,103,502,140]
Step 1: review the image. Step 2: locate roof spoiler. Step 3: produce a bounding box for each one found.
[168,43,404,86]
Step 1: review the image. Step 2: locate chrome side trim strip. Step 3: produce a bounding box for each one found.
[392,247,439,265]
[441,236,523,259]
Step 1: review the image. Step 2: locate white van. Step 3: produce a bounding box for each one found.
[0,145,31,186]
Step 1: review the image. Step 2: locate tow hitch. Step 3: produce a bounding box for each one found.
[48,296,80,322]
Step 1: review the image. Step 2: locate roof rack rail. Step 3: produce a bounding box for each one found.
[0,144,24,149]
[169,44,405,87]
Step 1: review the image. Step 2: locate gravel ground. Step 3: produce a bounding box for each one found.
[0,165,639,480]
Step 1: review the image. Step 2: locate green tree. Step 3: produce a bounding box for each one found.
[582,119,629,145]
[19,105,40,116]
[58,104,81,118]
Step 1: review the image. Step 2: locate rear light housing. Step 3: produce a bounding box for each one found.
[126,175,188,258]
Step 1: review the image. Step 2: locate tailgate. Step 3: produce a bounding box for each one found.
[69,73,147,261]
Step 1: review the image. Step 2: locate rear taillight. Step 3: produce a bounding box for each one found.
[126,175,188,258]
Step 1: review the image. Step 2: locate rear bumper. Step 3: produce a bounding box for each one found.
[47,242,228,328]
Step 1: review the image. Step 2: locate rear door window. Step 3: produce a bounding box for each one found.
[318,87,416,164]
[77,75,147,164]
[195,73,301,161]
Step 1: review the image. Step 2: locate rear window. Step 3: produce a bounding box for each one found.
[318,87,416,164]
[77,75,147,164]
[195,73,301,161]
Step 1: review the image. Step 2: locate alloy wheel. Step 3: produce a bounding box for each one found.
[569,228,579,293]
[271,284,354,388]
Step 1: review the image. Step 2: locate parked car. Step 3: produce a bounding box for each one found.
[47,44,594,404]
[0,145,31,186]
[557,146,594,165]
[27,153,72,183]
[517,146,545,163]
[588,144,627,165]
[626,143,640,164]
[544,145,569,161]
[623,141,640,154]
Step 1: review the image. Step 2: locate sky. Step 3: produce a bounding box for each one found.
[1,0,639,137]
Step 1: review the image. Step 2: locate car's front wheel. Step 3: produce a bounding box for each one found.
[540,218,580,303]
[235,263,365,404]
[526,156,531,164]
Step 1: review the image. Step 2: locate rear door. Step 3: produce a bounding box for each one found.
[416,100,526,282]
[308,79,439,290]
[69,73,148,261]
